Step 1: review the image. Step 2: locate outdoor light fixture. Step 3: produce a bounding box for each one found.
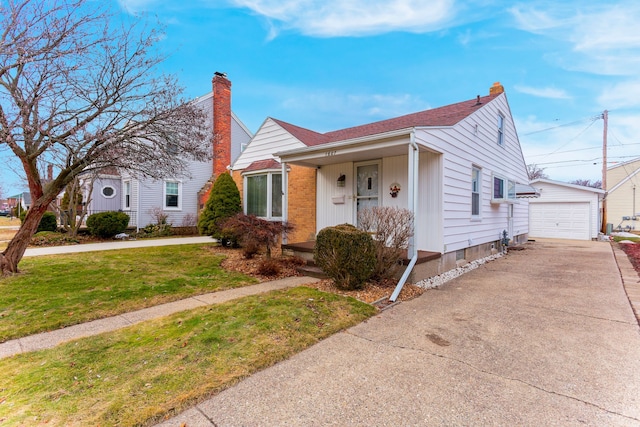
[337,174,346,187]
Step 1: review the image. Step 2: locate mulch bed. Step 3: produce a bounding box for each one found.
[212,246,424,304]
[619,241,640,272]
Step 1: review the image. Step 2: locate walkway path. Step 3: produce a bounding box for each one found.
[0,276,319,358]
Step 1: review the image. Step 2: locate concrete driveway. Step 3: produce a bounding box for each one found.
[160,239,640,426]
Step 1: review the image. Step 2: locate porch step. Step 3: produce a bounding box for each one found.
[296,264,328,279]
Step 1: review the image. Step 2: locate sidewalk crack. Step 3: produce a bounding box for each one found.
[195,406,218,426]
[345,331,640,423]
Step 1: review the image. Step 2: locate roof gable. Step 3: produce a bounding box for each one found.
[272,93,499,147]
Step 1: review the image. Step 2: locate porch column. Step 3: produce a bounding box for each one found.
[281,160,288,244]
[408,134,419,259]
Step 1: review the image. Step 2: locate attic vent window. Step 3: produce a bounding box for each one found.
[102,186,116,199]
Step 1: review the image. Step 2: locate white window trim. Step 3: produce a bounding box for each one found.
[123,180,131,211]
[163,180,182,211]
[497,112,505,147]
[471,166,481,219]
[491,174,517,204]
[101,185,116,199]
[243,170,282,220]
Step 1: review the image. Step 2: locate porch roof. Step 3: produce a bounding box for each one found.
[275,128,423,167]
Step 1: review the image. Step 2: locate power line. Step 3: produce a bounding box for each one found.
[521,113,602,136]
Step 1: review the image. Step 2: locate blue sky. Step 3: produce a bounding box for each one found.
[2,0,639,196]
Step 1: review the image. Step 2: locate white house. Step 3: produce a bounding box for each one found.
[528,179,605,240]
[85,73,252,229]
[231,82,532,287]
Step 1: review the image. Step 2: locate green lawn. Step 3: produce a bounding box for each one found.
[0,287,376,426]
[0,244,258,341]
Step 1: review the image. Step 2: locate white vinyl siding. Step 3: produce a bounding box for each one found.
[414,93,529,253]
[233,118,306,171]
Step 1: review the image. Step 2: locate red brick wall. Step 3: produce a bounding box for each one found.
[231,165,316,243]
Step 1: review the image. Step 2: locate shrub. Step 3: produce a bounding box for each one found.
[37,211,58,232]
[314,224,376,290]
[257,258,282,276]
[19,210,58,232]
[139,207,172,237]
[357,207,414,281]
[198,173,241,244]
[86,211,130,238]
[221,214,293,259]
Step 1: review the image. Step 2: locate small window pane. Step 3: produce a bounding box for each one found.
[271,174,282,217]
[493,177,504,199]
[166,182,179,207]
[247,175,267,217]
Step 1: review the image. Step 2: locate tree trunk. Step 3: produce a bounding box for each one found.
[0,203,48,275]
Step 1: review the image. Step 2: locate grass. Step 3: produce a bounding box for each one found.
[0,244,258,341]
[611,235,640,242]
[0,287,376,426]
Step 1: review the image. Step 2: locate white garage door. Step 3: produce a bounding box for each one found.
[529,202,590,240]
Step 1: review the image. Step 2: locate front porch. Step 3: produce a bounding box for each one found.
[282,241,442,282]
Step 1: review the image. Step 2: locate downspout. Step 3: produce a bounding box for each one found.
[281,161,288,244]
[136,180,140,233]
[390,132,419,302]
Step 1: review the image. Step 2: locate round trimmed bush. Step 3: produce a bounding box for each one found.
[314,224,376,290]
[86,211,130,238]
[37,211,58,232]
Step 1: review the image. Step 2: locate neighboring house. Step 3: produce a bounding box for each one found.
[528,179,604,240]
[85,73,253,229]
[8,192,30,214]
[605,158,640,232]
[231,82,531,282]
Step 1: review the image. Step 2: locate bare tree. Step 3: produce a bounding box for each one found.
[0,0,210,274]
[527,164,548,181]
[570,179,602,189]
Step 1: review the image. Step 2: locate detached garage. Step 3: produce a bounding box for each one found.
[528,179,605,241]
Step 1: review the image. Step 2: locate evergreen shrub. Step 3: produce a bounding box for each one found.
[314,224,376,290]
[86,211,130,238]
[198,173,241,245]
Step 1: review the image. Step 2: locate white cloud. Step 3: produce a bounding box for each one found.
[230,0,456,37]
[514,85,572,100]
[509,2,640,76]
[598,80,640,110]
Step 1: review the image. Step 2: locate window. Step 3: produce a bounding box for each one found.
[164,180,181,209]
[245,172,282,219]
[123,181,131,209]
[492,175,516,203]
[497,113,505,146]
[101,185,116,198]
[471,167,481,217]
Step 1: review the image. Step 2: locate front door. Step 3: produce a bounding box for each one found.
[355,162,379,225]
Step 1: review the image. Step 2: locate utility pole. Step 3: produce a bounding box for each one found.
[601,110,608,234]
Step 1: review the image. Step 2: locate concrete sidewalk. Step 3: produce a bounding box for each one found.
[158,239,640,426]
[22,235,215,257]
[0,276,319,358]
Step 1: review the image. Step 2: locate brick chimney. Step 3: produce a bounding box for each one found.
[212,71,232,177]
[490,82,505,95]
[198,72,233,211]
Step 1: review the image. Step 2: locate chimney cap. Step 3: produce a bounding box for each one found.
[214,71,227,78]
